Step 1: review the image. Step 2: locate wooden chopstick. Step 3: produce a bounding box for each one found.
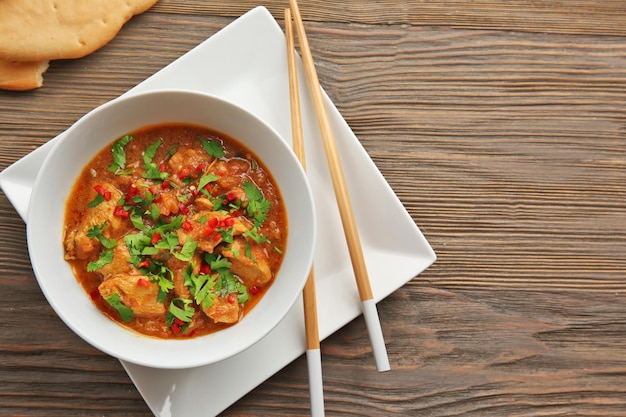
[288,0,391,373]
[285,8,326,417]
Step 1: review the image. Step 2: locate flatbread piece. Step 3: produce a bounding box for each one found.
[0,0,159,61]
[0,60,50,91]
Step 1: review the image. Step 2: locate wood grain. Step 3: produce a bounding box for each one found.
[1,1,625,416]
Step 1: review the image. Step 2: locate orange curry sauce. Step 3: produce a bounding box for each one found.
[63,123,287,339]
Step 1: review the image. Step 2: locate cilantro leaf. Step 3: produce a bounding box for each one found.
[243,226,270,244]
[236,283,249,304]
[153,232,179,252]
[130,209,148,232]
[185,266,217,309]
[108,135,133,174]
[196,136,225,158]
[209,254,232,271]
[143,139,161,168]
[165,144,178,159]
[198,173,219,191]
[105,293,134,322]
[124,232,151,257]
[86,222,117,249]
[242,181,270,226]
[174,238,198,262]
[143,163,169,181]
[147,202,161,221]
[167,298,195,323]
[87,249,114,272]
[87,193,105,208]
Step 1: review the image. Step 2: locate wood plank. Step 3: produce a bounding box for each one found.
[0,1,625,415]
[154,0,626,35]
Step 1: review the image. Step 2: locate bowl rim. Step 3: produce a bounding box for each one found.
[26,89,316,369]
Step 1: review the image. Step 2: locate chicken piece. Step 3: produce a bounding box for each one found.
[63,184,123,260]
[212,159,250,190]
[219,237,272,287]
[194,197,213,211]
[176,211,252,253]
[203,295,241,324]
[224,186,248,208]
[168,147,213,183]
[63,227,95,260]
[98,274,165,317]
[133,178,180,216]
[98,240,133,279]
[166,254,202,299]
[155,189,179,216]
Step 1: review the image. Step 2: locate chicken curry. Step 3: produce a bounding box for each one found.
[63,123,287,338]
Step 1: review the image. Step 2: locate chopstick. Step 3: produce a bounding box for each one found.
[288,0,391,373]
[285,8,326,417]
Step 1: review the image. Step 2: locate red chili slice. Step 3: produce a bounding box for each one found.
[182,220,193,232]
[128,184,138,197]
[94,184,112,200]
[113,205,129,218]
[199,263,211,275]
[208,217,219,228]
[249,286,260,295]
[125,184,139,204]
[227,294,237,304]
[137,278,151,288]
[179,203,190,215]
[151,232,162,245]
[178,167,190,179]
[137,260,150,269]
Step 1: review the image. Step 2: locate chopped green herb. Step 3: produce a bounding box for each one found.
[106,293,134,322]
[130,210,148,232]
[209,254,232,271]
[142,139,161,168]
[124,232,150,257]
[167,298,195,323]
[174,238,198,262]
[87,193,105,208]
[147,202,161,220]
[87,249,114,272]
[108,135,133,174]
[244,226,270,244]
[198,173,219,191]
[143,163,168,181]
[242,181,270,226]
[86,222,117,249]
[244,241,255,263]
[197,136,225,158]
[185,266,217,309]
[237,283,249,304]
[165,144,178,159]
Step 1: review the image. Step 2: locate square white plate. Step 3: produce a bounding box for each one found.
[0,7,435,416]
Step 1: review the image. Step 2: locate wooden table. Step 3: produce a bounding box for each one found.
[1,1,625,415]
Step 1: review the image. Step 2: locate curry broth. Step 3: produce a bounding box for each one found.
[63,123,287,339]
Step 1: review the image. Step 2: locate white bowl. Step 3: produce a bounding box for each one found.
[26,90,316,369]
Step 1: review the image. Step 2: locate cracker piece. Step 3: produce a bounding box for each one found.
[0,59,50,91]
[0,0,159,61]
